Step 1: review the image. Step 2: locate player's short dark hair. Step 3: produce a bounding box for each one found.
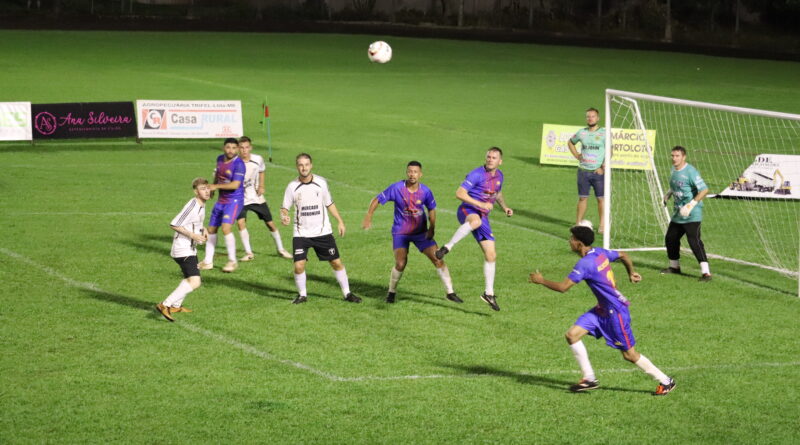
[570,225,595,246]
[488,146,503,157]
[192,177,209,189]
[239,136,252,144]
[407,160,422,169]
[672,145,687,155]
[223,137,239,146]
[296,152,312,163]
[586,107,599,114]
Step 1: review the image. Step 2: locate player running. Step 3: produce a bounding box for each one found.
[435,147,513,311]
[528,224,677,396]
[362,161,460,304]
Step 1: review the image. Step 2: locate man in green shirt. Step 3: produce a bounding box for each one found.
[568,107,607,233]
[662,146,712,281]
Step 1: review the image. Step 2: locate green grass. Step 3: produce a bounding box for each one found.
[1,30,799,444]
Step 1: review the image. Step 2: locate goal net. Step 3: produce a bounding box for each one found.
[603,89,800,292]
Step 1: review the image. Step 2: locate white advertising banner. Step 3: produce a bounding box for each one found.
[0,102,32,141]
[719,154,800,200]
[136,100,243,139]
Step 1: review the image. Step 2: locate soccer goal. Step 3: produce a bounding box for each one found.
[603,89,800,295]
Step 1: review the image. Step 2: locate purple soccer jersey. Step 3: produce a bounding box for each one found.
[214,155,246,204]
[567,247,631,313]
[460,166,504,215]
[376,181,436,235]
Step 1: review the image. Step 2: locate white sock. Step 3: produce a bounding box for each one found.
[635,355,671,385]
[700,261,710,275]
[389,267,403,293]
[203,233,217,264]
[271,230,285,252]
[294,272,307,297]
[445,222,474,250]
[334,268,351,297]
[670,259,680,269]
[436,265,454,293]
[483,261,496,295]
[163,280,194,308]
[569,341,596,381]
[224,233,237,262]
[239,228,252,254]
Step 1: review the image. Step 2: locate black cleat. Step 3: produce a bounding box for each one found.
[569,378,600,392]
[434,246,449,260]
[446,293,463,303]
[480,292,500,311]
[344,293,362,303]
[653,378,677,396]
[660,267,681,274]
[291,295,307,304]
[386,292,396,303]
[698,274,712,282]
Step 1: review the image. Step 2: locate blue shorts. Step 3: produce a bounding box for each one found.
[577,169,604,198]
[209,200,242,227]
[393,232,436,252]
[457,204,494,242]
[575,306,636,350]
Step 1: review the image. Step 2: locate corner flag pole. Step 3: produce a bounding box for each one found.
[262,96,272,163]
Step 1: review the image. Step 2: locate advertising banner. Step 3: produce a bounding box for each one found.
[718,154,800,200]
[540,124,657,170]
[0,102,32,141]
[31,102,136,139]
[136,100,243,139]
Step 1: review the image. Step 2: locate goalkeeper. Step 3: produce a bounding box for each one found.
[662,146,711,281]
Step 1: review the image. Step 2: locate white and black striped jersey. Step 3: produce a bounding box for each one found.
[281,175,334,238]
[242,153,267,206]
[169,197,206,258]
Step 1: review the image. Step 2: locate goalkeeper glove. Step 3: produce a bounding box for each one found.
[679,200,697,217]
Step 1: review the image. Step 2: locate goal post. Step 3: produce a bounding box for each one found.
[603,89,800,295]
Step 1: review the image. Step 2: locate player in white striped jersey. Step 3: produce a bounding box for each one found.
[156,178,210,322]
[280,153,361,304]
[235,136,292,261]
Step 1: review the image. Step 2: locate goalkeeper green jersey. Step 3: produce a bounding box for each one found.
[669,163,708,223]
[569,127,606,171]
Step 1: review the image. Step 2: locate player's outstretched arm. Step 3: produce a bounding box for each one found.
[328,203,346,237]
[456,186,492,211]
[529,271,576,293]
[616,251,642,283]
[362,198,380,230]
[496,191,513,217]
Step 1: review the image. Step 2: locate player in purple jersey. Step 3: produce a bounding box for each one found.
[435,147,513,311]
[362,161,460,304]
[528,225,676,395]
[198,138,246,273]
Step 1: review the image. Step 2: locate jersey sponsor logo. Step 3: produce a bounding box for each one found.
[597,258,609,271]
[496,181,501,186]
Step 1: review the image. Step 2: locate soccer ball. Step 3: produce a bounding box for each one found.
[368,41,392,64]
[577,219,594,230]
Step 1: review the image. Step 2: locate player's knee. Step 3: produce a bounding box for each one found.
[293,263,305,274]
[431,258,443,268]
[188,276,201,289]
[330,259,344,271]
[236,220,246,230]
[395,260,407,271]
[621,349,639,363]
[565,331,578,344]
[484,251,497,262]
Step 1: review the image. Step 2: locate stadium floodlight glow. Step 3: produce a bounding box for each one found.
[604,89,800,297]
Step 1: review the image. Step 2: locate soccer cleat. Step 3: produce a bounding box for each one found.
[239,253,255,262]
[155,303,175,322]
[344,293,362,303]
[699,274,712,282]
[660,267,681,274]
[434,246,449,260]
[222,261,238,273]
[653,378,677,396]
[569,378,600,392]
[198,262,214,270]
[386,292,396,303]
[169,306,192,314]
[291,295,307,304]
[446,293,463,303]
[278,249,293,259]
[480,292,500,311]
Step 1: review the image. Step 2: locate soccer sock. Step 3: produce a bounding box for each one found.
[436,265,454,294]
[203,234,217,264]
[445,222,474,250]
[163,280,194,308]
[388,267,403,293]
[224,233,237,262]
[635,355,671,385]
[483,261,496,295]
[700,261,710,275]
[334,268,351,297]
[239,228,252,254]
[271,230,286,252]
[569,341,596,381]
[669,259,680,269]
[294,271,307,297]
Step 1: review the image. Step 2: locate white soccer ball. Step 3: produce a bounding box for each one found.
[368,41,392,64]
[577,219,594,230]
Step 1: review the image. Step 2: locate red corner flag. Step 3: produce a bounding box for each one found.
[264,105,270,118]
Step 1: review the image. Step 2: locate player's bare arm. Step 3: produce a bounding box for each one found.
[567,140,582,162]
[257,171,265,196]
[327,203,346,237]
[456,186,492,211]
[616,251,642,283]
[495,191,513,217]
[362,197,380,230]
[171,225,206,244]
[426,208,436,239]
[529,271,577,293]
[279,208,290,226]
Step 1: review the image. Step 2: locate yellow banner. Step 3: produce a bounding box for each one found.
[539,124,657,170]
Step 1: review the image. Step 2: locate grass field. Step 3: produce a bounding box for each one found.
[1,30,799,444]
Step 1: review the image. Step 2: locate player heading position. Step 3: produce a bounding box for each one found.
[435,147,513,311]
[362,161,460,304]
[199,138,246,273]
[662,145,711,281]
[568,107,606,233]
[235,136,292,261]
[156,178,210,322]
[280,153,361,304]
[528,224,676,395]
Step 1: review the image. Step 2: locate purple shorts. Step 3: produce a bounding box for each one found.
[575,306,636,351]
[393,232,436,252]
[457,204,494,242]
[209,200,242,227]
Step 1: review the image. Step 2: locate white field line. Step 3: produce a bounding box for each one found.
[2,246,798,383]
